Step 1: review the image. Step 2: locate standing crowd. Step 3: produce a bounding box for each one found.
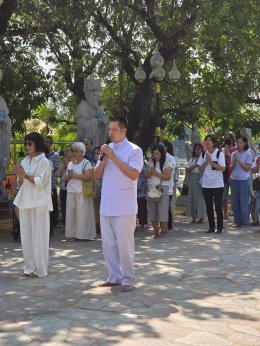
[13,122,260,291]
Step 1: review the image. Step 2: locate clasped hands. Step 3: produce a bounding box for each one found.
[205,153,212,165]
[147,167,158,177]
[147,166,172,178]
[232,153,241,165]
[13,164,25,178]
[67,169,76,179]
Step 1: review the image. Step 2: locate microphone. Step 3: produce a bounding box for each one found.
[99,139,111,161]
[99,152,105,161]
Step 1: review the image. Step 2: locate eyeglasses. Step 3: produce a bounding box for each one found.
[24,141,33,147]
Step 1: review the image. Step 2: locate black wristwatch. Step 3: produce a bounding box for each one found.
[24,174,30,180]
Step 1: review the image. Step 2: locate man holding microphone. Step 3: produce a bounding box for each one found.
[94,116,143,292]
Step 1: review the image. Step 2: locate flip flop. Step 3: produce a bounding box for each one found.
[121,285,134,293]
[21,273,38,278]
[98,281,120,287]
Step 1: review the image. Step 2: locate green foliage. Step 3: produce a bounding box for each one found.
[0,0,259,150]
[0,38,51,133]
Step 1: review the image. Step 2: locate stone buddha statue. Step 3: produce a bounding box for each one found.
[75,77,108,148]
[0,69,12,191]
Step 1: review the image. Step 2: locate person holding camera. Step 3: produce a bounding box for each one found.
[197,135,226,234]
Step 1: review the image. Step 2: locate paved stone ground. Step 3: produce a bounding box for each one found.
[0,216,260,346]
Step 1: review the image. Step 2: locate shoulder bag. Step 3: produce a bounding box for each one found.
[82,160,96,197]
[253,177,260,191]
[146,182,164,203]
[181,173,190,196]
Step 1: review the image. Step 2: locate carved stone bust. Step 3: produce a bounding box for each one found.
[240,128,256,155]
[0,69,12,187]
[75,77,108,148]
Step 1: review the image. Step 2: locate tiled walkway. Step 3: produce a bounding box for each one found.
[0,216,260,345]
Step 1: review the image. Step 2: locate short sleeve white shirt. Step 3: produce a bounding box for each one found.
[197,149,225,188]
[147,158,173,187]
[49,160,54,172]
[166,153,176,193]
[66,159,92,193]
[13,153,53,211]
[252,154,260,177]
[186,158,200,173]
[98,138,143,216]
[174,156,180,168]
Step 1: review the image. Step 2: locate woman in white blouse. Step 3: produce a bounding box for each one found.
[65,142,96,240]
[13,132,52,278]
[186,143,206,223]
[144,144,173,238]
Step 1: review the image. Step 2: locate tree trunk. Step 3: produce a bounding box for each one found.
[0,0,18,35]
[127,80,157,152]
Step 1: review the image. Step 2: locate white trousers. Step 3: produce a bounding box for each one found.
[100,214,136,286]
[65,192,96,239]
[19,206,50,277]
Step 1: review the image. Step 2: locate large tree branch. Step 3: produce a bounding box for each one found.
[125,0,167,43]
[45,34,74,94]
[84,40,112,75]
[51,118,76,125]
[161,97,203,117]
[245,97,260,105]
[0,0,17,35]
[3,25,60,37]
[95,9,139,80]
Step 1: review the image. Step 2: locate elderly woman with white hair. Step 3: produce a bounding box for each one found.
[65,142,96,240]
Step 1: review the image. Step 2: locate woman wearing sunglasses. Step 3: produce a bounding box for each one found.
[13,132,53,278]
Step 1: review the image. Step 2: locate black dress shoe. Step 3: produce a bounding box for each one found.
[249,222,259,226]
[205,229,215,233]
[215,229,223,234]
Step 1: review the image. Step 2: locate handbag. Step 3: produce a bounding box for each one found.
[146,184,164,202]
[253,177,260,191]
[82,161,96,197]
[181,184,189,196]
[181,173,190,196]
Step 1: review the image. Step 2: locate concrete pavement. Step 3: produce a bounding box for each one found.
[0,216,260,346]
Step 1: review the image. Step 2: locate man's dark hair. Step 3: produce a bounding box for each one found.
[205,134,217,147]
[24,132,45,152]
[45,135,53,144]
[110,116,128,129]
[162,140,174,156]
[237,136,249,151]
[84,137,93,145]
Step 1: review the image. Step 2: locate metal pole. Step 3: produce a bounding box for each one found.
[154,83,161,144]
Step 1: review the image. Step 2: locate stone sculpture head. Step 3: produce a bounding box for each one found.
[240,127,256,154]
[84,77,101,109]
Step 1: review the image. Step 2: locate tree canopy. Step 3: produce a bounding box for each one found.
[0,0,259,150]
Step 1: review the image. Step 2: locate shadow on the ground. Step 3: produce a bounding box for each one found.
[0,216,259,344]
